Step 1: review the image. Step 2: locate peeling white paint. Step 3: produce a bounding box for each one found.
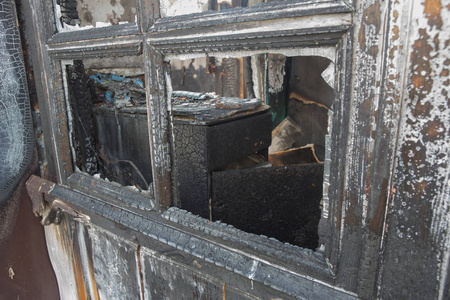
[160,0,209,18]
[44,222,78,300]
[391,1,450,298]
[76,222,98,299]
[88,225,140,300]
[150,13,351,44]
[165,47,336,64]
[321,62,335,88]
[268,54,286,94]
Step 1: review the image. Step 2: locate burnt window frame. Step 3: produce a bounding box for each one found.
[22,0,361,298]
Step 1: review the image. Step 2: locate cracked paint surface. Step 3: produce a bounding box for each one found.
[380,0,450,299]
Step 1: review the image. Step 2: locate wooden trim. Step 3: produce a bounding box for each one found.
[149,26,350,56]
[151,0,351,33]
[48,23,140,43]
[47,35,143,59]
[144,45,173,211]
[22,0,72,184]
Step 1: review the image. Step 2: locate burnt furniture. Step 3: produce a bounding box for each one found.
[172,94,272,219]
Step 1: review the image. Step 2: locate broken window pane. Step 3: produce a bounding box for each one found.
[62,57,152,192]
[159,0,298,18]
[54,0,137,31]
[160,0,254,18]
[169,54,334,249]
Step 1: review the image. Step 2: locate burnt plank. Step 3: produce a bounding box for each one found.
[269,116,303,153]
[66,60,99,175]
[145,46,172,210]
[212,164,323,249]
[269,145,323,166]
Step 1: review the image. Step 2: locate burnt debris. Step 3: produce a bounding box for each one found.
[66,62,152,189]
[67,60,99,175]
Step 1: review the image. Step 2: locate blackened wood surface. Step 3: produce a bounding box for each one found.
[67,61,99,175]
[377,1,450,299]
[173,124,209,218]
[21,0,70,183]
[212,164,323,249]
[145,47,172,210]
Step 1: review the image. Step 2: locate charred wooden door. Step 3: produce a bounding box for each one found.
[19,0,450,299]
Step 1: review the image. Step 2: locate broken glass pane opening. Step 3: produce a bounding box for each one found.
[159,0,293,18]
[54,0,137,31]
[160,0,252,18]
[169,54,334,250]
[63,58,152,191]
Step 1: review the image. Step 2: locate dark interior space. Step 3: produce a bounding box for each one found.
[65,60,152,190]
[63,53,333,250]
[169,54,333,249]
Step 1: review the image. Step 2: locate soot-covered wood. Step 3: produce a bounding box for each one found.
[173,111,272,219]
[67,60,99,175]
[212,163,323,249]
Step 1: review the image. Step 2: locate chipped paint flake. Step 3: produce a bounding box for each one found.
[8,266,14,280]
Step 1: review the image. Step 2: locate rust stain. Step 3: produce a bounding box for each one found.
[415,181,428,199]
[368,179,388,235]
[423,0,443,29]
[389,45,398,59]
[26,175,55,216]
[358,24,366,50]
[409,29,434,111]
[393,10,399,22]
[369,45,379,58]
[365,1,382,31]
[392,25,400,41]
[57,110,73,176]
[413,99,433,118]
[358,1,382,51]
[73,246,88,300]
[87,249,100,300]
[157,173,172,210]
[421,119,445,142]
[137,245,146,300]
[238,57,245,99]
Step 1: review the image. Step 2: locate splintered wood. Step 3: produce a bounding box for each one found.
[269,92,328,166]
[269,144,323,167]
